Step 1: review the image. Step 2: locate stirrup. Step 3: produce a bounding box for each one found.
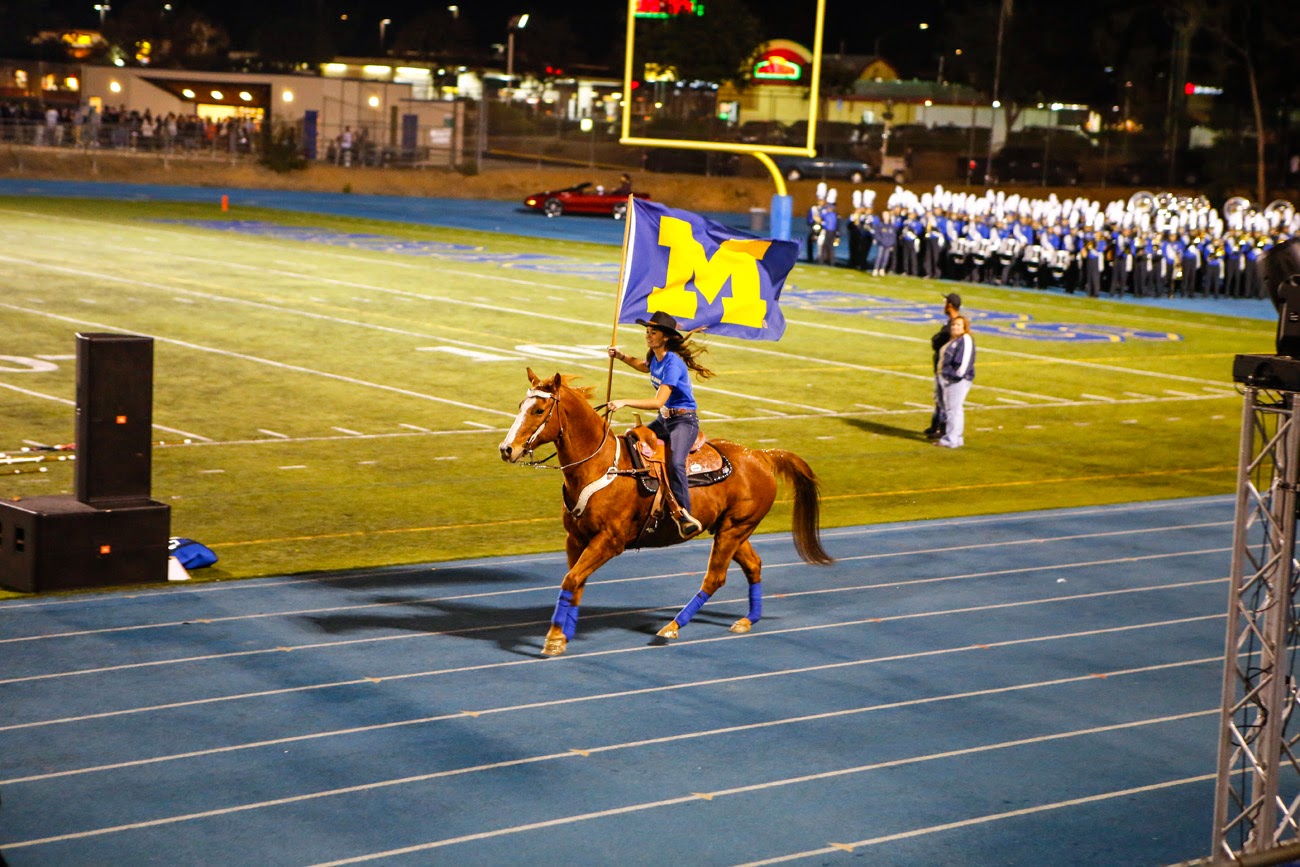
[675,510,703,538]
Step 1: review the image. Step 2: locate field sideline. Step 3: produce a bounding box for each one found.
[0,195,1271,589]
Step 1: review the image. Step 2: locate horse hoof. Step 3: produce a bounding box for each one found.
[541,636,567,656]
[729,618,753,634]
[657,621,680,639]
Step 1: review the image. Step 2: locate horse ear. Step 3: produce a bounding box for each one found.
[526,367,540,386]
[548,373,563,391]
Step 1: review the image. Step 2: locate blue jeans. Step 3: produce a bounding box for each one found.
[649,411,698,513]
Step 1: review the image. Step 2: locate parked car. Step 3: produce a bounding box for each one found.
[736,120,789,146]
[771,147,909,184]
[771,149,874,183]
[642,148,741,176]
[522,182,649,219]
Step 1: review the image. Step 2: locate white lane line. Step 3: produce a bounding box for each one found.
[996,397,1028,404]
[463,421,497,430]
[278,465,308,470]
[1081,393,1116,402]
[784,315,1238,388]
[0,569,1226,690]
[0,381,75,406]
[331,427,364,436]
[0,520,1229,643]
[155,424,211,441]
[301,711,1215,866]
[399,423,431,432]
[737,771,1218,865]
[0,383,210,439]
[0,644,1222,789]
[257,429,290,439]
[0,247,822,415]
[0,300,515,417]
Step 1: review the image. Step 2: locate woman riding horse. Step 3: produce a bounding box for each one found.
[499,368,833,656]
[607,310,710,539]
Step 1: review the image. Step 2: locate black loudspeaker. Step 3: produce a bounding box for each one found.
[1277,278,1300,357]
[75,332,154,506]
[1264,238,1300,311]
[0,496,170,593]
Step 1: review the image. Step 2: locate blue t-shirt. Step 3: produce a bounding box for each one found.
[648,352,696,410]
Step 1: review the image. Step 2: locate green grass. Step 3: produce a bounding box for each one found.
[0,195,1269,591]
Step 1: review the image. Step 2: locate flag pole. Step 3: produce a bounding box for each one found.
[606,194,636,408]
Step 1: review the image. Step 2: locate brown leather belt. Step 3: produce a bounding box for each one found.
[659,407,697,418]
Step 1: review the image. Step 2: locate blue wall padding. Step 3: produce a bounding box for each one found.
[674,590,711,627]
[748,583,763,622]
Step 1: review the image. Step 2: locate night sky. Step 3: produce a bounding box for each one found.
[42,0,948,61]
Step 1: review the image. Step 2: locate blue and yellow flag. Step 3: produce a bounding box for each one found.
[617,197,798,341]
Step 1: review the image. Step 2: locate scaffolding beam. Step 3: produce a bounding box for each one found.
[1211,383,1300,863]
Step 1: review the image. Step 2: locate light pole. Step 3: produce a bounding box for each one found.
[505,13,529,102]
[983,0,1010,185]
[379,18,391,54]
[94,3,110,27]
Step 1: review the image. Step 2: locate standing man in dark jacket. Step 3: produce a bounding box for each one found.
[925,292,962,439]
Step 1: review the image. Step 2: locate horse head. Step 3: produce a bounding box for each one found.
[498,368,566,463]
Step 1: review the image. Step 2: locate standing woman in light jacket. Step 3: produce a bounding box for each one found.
[936,315,975,449]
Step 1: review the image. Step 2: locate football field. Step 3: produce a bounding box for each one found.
[0,194,1271,586]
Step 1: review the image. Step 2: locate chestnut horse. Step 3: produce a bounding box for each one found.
[499,369,833,656]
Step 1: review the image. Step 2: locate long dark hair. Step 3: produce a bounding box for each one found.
[648,329,714,379]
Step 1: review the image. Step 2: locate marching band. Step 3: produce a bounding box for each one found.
[805,184,1299,299]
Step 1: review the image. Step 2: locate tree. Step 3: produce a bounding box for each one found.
[1196,0,1300,203]
[629,0,764,90]
[389,8,472,59]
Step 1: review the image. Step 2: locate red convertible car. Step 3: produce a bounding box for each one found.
[522,182,650,219]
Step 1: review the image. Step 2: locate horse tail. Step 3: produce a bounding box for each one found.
[766,450,834,566]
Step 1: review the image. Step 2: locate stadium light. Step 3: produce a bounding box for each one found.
[505,13,529,100]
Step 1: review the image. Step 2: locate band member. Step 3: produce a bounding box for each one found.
[806,182,827,264]
[819,188,840,266]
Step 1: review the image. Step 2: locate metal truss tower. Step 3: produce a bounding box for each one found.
[1211,383,1300,864]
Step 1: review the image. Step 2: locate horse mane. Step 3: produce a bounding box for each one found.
[557,375,596,404]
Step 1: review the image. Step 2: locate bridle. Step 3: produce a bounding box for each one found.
[516,387,612,472]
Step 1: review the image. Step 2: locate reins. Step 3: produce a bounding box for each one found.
[518,388,616,473]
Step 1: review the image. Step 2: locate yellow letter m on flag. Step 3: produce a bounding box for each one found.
[646,215,773,329]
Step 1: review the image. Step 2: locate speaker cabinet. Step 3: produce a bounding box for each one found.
[0,496,170,593]
[75,332,154,506]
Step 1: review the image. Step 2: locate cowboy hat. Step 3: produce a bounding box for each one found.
[635,310,683,339]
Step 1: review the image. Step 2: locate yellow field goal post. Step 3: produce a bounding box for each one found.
[618,0,828,238]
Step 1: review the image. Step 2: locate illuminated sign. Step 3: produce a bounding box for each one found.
[752,45,807,82]
[635,0,704,18]
[1184,82,1223,96]
[754,55,801,80]
[643,63,678,83]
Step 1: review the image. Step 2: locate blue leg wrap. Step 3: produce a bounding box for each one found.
[674,590,711,627]
[552,589,577,640]
[747,583,763,623]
